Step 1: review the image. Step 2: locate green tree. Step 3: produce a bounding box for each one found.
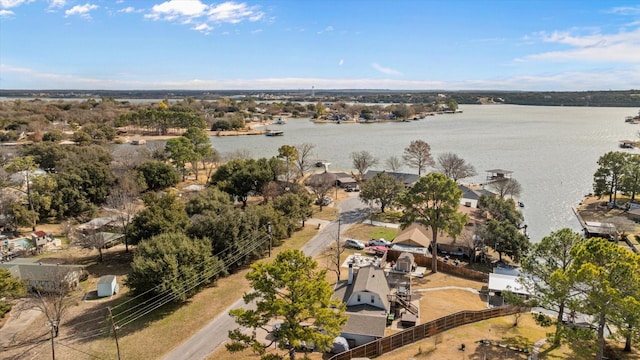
[568,237,640,360]
[129,193,190,244]
[272,192,313,236]
[480,219,529,263]
[4,156,39,230]
[621,153,640,202]
[593,151,627,204]
[209,158,272,208]
[477,195,523,226]
[277,145,299,184]
[0,268,25,318]
[183,126,214,179]
[185,187,233,216]
[165,136,198,181]
[126,232,225,301]
[399,173,468,273]
[359,171,404,213]
[136,161,180,191]
[403,140,434,176]
[227,250,347,360]
[521,228,583,345]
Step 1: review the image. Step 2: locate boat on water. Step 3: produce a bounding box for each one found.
[274,118,287,125]
[265,129,284,136]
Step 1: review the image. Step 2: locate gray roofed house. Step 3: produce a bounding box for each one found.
[362,170,420,188]
[0,260,84,292]
[458,184,497,208]
[333,265,390,346]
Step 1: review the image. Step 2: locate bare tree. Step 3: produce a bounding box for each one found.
[403,140,435,176]
[351,150,378,180]
[305,173,335,211]
[106,173,143,253]
[489,178,522,198]
[323,218,346,281]
[437,152,477,182]
[20,266,82,358]
[73,228,108,262]
[385,156,403,172]
[294,142,316,180]
[224,149,252,161]
[111,145,151,175]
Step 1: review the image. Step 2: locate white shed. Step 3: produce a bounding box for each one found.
[97,275,119,297]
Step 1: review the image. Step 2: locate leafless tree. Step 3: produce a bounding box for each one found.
[20,266,82,358]
[224,149,252,161]
[489,178,522,199]
[294,142,316,180]
[323,221,346,281]
[72,228,107,262]
[437,152,477,182]
[385,156,403,172]
[111,145,151,175]
[351,150,378,180]
[106,174,143,253]
[403,140,435,176]
[305,173,335,211]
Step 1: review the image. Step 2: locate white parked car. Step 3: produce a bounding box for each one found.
[344,239,365,250]
[369,238,392,247]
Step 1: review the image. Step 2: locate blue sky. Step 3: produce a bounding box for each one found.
[1,0,640,90]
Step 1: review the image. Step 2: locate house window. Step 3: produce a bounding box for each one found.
[371,295,375,303]
[357,294,361,302]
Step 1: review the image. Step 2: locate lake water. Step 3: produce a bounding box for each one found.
[210,105,640,242]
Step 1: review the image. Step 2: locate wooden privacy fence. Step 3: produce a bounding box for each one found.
[328,306,521,360]
[386,249,490,282]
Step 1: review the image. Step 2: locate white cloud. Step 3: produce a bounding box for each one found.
[207,1,263,24]
[48,0,66,8]
[147,0,207,20]
[521,28,640,63]
[371,63,401,75]
[339,59,344,66]
[145,1,264,33]
[251,28,262,34]
[192,22,212,34]
[608,6,640,15]
[317,25,334,34]
[118,6,138,14]
[0,8,14,16]
[65,3,99,19]
[0,0,31,8]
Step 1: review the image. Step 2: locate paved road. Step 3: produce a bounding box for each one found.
[162,194,369,360]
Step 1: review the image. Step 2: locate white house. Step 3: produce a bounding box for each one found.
[333,265,390,347]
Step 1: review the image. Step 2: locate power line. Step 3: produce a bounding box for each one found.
[114,234,269,328]
[110,232,268,324]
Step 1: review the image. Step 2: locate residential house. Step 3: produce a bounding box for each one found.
[391,208,480,258]
[458,184,496,208]
[0,259,84,292]
[362,170,420,188]
[487,265,533,307]
[333,265,390,347]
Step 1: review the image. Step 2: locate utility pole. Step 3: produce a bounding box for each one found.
[108,307,121,360]
[267,222,272,257]
[50,321,56,360]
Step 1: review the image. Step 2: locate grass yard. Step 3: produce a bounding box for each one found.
[342,223,398,243]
